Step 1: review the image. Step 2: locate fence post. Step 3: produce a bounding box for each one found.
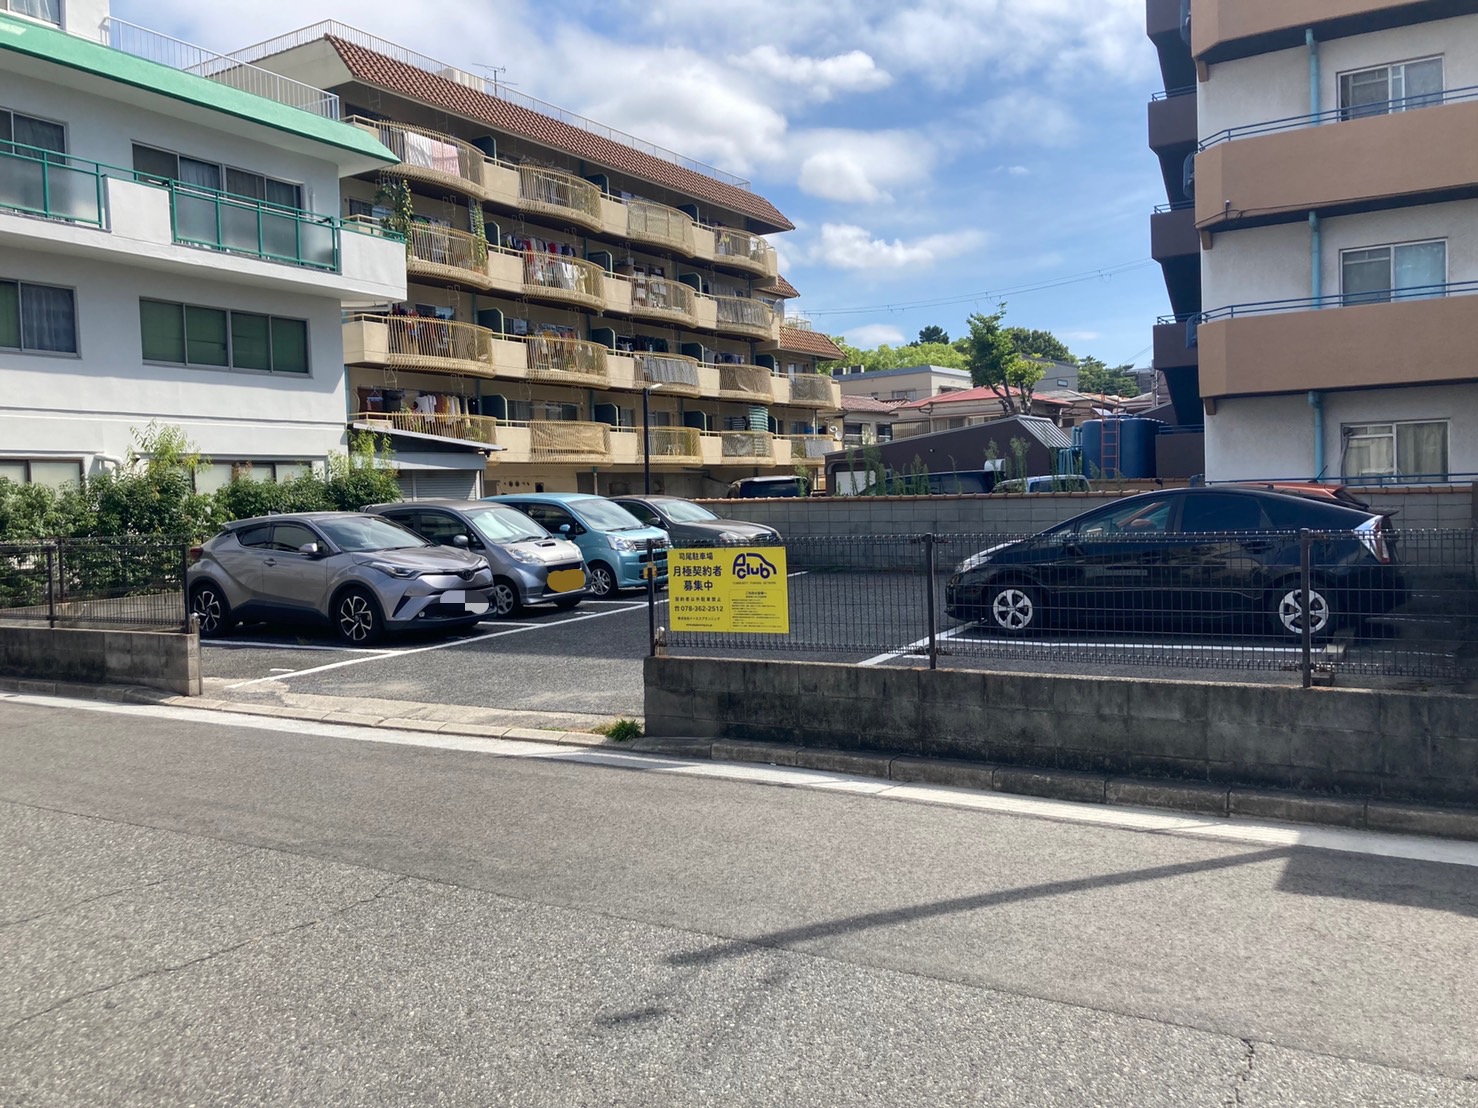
[646,538,657,657]
[925,533,939,671]
[55,540,65,604]
[181,542,191,633]
[46,546,56,629]
[1299,528,1313,689]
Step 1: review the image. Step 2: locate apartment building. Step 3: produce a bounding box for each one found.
[1165,0,1478,484]
[0,4,409,491]
[228,24,844,499]
[831,364,973,404]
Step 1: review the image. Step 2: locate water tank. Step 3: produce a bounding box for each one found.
[1080,418,1164,480]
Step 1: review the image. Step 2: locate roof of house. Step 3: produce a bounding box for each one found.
[325,36,794,232]
[0,15,395,173]
[839,395,905,414]
[895,385,1072,411]
[758,274,800,299]
[775,326,846,360]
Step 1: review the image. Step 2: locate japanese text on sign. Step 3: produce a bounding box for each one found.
[668,547,789,634]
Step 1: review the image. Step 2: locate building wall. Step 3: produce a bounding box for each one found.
[63,0,110,39]
[1,247,348,471]
[833,366,971,402]
[1199,16,1478,141]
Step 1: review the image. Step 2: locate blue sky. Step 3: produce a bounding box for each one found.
[119,0,1169,367]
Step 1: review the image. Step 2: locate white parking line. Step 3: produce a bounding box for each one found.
[859,627,969,667]
[206,640,390,655]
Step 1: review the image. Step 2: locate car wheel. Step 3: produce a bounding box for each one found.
[335,587,384,646]
[489,577,522,619]
[985,582,1042,635]
[554,596,583,610]
[1272,582,1333,640]
[587,562,617,599]
[189,582,235,638]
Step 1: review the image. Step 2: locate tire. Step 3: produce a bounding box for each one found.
[334,587,385,646]
[586,562,618,599]
[189,581,235,638]
[984,582,1043,635]
[554,596,583,610]
[1271,582,1333,641]
[488,577,523,619]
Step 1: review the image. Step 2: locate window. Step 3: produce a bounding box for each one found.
[0,458,81,487]
[235,524,273,548]
[1178,493,1268,533]
[132,144,302,208]
[140,300,309,374]
[194,460,316,492]
[269,522,320,553]
[0,1,61,27]
[1343,420,1449,481]
[877,424,894,443]
[0,108,65,157]
[1341,241,1446,305]
[1340,58,1443,119]
[1074,497,1176,536]
[0,279,77,354]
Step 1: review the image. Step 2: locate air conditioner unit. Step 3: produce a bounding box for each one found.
[436,67,484,90]
[1179,0,1192,45]
[1182,151,1197,201]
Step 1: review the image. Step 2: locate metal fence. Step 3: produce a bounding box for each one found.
[0,539,191,631]
[662,530,1478,686]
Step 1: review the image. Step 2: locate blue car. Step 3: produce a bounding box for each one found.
[485,492,669,598]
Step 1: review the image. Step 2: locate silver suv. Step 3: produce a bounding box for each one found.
[187,513,494,644]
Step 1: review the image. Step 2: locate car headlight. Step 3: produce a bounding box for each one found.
[718,531,746,543]
[956,542,1013,575]
[505,547,542,565]
[611,536,652,553]
[367,560,420,579]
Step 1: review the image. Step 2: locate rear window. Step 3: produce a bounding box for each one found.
[1178,493,1267,533]
[1259,496,1368,530]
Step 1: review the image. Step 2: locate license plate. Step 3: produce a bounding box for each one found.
[547,568,585,593]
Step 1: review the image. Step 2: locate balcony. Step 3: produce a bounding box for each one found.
[343,314,498,378]
[787,372,841,409]
[1196,93,1478,232]
[615,427,703,466]
[1188,0,1443,65]
[716,430,775,463]
[0,145,106,227]
[1198,284,1478,399]
[712,295,777,340]
[529,420,612,464]
[1153,316,1200,371]
[525,335,610,388]
[629,275,697,325]
[521,253,605,311]
[404,224,491,290]
[713,228,778,277]
[1151,203,1198,262]
[349,118,489,201]
[627,200,696,254]
[517,166,603,231]
[634,352,702,398]
[784,435,835,465]
[353,409,498,447]
[716,364,774,403]
[1148,87,1197,155]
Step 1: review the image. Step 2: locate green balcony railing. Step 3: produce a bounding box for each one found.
[168,182,342,272]
[0,143,106,227]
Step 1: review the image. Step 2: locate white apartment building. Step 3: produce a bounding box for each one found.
[0,3,407,491]
[1186,1,1478,485]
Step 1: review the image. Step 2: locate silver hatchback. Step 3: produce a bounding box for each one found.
[187,512,494,644]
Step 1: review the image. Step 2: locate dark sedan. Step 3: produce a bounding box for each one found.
[611,495,781,545]
[944,487,1405,640]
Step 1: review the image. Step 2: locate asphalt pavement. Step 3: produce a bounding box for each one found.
[3,695,1477,1106]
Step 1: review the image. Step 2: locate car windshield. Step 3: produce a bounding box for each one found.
[660,500,719,522]
[465,508,548,544]
[571,498,646,531]
[317,516,430,552]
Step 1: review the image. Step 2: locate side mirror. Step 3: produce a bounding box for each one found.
[558,523,573,535]
[450,534,470,548]
[297,542,321,557]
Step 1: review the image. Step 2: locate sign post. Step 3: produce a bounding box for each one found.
[668,547,789,634]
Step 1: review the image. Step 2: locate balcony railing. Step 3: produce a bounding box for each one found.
[629,275,696,322]
[719,430,774,460]
[354,409,497,446]
[405,224,490,287]
[635,352,702,396]
[784,434,834,461]
[1199,82,1478,149]
[518,166,602,226]
[348,118,488,197]
[788,372,837,406]
[1150,86,1196,102]
[521,252,605,309]
[646,427,702,463]
[717,364,774,401]
[373,314,496,376]
[530,420,612,463]
[526,335,609,387]
[169,182,339,271]
[713,227,777,273]
[627,200,695,254]
[0,144,106,227]
[1199,280,1474,323]
[99,18,341,119]
[712,295,776,337]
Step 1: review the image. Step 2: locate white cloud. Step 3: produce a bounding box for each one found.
[1006,165,1031,177]
[846,323,906,347]
[807,223,988,271]
[740,45,893,101]
[968,93,1082,149]
[1060,330,1103,342]
[792,129,935,204]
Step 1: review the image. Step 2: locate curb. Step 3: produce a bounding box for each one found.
[6,678,1476,842]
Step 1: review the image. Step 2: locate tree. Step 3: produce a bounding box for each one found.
[1005,327,1074,364]
[962,308,1045,415]
[1077,356,1142,398]
[913,325,950,346]
[820,339,965,374]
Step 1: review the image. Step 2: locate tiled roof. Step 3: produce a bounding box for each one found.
[840,395,905,413]
[896,386,1071,410]
[326,36,794,232]
[775,326,847,360]
[758,274,800,299]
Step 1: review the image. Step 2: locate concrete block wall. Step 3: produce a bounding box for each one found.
[0,625,202,696]
[646,656,1478,806]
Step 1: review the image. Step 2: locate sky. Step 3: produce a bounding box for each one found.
[118,0,1171,367]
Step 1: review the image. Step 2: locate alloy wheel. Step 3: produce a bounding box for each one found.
[191,587,223,635]
[589,565,615,598]
[1277,587,1330,637]
[991,587,1035,632]
[338,593,376,643]
[491,581,518,618]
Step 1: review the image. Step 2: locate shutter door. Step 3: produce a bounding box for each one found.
[398,471,481,500]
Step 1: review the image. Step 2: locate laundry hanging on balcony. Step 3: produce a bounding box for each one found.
[403,132,460,175]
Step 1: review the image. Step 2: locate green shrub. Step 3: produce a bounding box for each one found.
[597,718,643,742]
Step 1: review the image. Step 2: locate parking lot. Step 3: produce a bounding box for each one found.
[201,567,1475,719]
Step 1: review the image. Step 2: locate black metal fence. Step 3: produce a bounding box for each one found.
[0,539,191,631]
[662,530,1478,686]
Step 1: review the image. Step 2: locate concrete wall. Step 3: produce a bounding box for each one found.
[0,625,201,695]
[646,656,1478,806]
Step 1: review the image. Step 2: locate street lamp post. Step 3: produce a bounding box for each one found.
[641,383,664,495]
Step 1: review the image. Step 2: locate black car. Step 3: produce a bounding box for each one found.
[944,487,1405,640]
[611,495,781,545]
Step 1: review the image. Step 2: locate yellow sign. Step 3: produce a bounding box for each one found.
[668,547,789,634]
